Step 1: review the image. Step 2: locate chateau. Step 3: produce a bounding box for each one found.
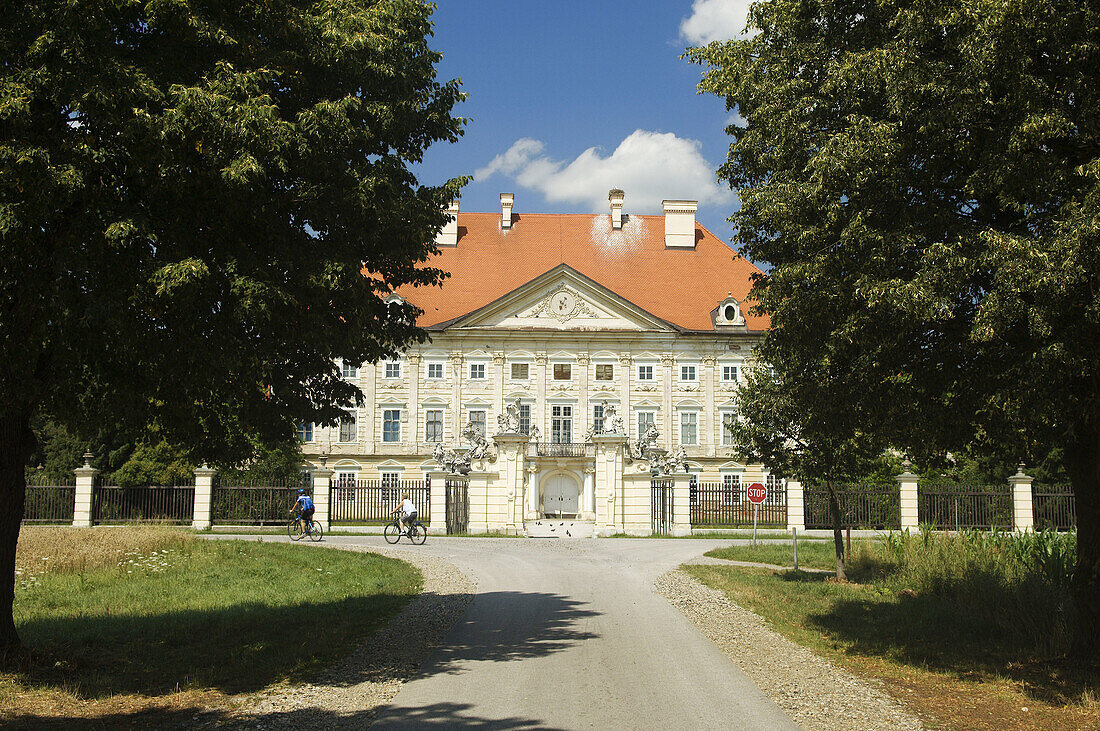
[300,191,777,535]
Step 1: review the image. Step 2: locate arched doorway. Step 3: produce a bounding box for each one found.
[542,472,580,517]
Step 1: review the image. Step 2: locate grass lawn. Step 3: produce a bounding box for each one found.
[3,527,421,725]
[705,538,842,570]
[686,531,1098,730]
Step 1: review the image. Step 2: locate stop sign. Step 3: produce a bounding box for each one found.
[746,482,767,504]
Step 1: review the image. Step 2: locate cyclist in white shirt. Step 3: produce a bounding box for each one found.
[396,494,417,535]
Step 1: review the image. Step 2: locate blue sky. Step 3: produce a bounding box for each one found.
[415,1,753,247]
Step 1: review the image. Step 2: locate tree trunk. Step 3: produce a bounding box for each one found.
[827,480,847,581]
[0,410,32,652]
[1065,420,1100,667]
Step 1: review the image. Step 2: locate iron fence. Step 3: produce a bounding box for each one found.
[331,480,430,525]
[918,483,1012,530]
[1033,484,1076,531]
[804,483,900,530]
[93,478,195,523]
[534,442,592,458]
[23,475,76,523]
[212,477,311,525]
[690,481,787,528]
[651,478,674,535]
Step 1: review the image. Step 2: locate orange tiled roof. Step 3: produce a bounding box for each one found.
[396,212,768,332]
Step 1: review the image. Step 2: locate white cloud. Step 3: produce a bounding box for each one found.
[475,130,732,214]
[680,0,758,45]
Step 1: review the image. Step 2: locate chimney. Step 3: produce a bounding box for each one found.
[434,199,459,247]
[500,192,514,229]
[609,188,625,230]
[663,199,698,248]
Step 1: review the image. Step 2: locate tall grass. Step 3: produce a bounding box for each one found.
[855,529,1076,656]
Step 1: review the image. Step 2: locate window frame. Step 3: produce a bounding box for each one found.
[425,409,443,443]
[467,409,487,436]
[551,404,573,443]
[426,361,445,380]
[383,360,401,379]
[679,410,698,446]
[382,409,401,443]
[594,363,614,381]
[636,410,656,441]
[341,360,359,379]
[721,472,742,506]
[721,411,737,446]
[469,362,487,380]
[680,364,698,382]
[338,412,357,443]
[637,364,655,381]
[296,421,313,443]
[510,362,529,381]
[721,364,739,383]
[552,362,572,381]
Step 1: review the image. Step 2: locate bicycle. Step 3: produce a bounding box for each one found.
[384,510,426,545]
[288,511,323,542]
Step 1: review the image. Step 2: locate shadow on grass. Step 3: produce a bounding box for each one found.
[8,589,598,703]
[771,570,1093,705]
[2,701,561,730]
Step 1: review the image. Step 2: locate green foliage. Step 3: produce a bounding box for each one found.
[106,440,194,487]
[23,414,83,484]
[0,0,467,462]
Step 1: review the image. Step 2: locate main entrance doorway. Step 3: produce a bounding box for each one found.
[542,473,580,517]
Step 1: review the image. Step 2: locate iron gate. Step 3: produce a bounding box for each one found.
[652,478,674,535]
[445,475,469,534]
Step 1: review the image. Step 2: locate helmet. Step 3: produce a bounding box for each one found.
[297,488,306,495]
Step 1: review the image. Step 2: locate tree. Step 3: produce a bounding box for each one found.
[729,359,890,579]
[688,0,1100,661]
[0,0,465,651]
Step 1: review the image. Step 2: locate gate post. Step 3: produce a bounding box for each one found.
[428,470,449,535]
[670,472,692,536]
[192,465,216,530]
[73,452,98,528]
[786,479,806,532]
[1009,464,1034,532]
[897,467,920,531]
[312,468,333,531]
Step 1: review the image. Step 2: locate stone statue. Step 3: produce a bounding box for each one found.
[496,399,523,434]
[529,423,540,442]
[462,419,494,461]
[603,402,625,435]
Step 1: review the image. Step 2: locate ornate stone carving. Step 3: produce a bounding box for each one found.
[618,353,633,365]
[660,354,675,367]
[406,353,421,364]
[496,399,523,433]
[528,284,598,323]
[635,384,658,392]
[701,356,717,366]
[535,353,548,365]
[677,385,699,392]
[492,351,506,365]
[576,353,590,365]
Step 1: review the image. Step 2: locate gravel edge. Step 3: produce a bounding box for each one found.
[237,546,476,729]
[654,568,924,731]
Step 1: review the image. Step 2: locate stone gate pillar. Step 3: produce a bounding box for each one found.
[670,472,692,536]
[192,465,216,530]
[493,432,530,533]
[427,470,449,535]
[312,468,333,531]
[897,468,920,531]
[73,452,98,528]
[1009,464,1034,532]
[786,479,806,532]
[592,433,628,535]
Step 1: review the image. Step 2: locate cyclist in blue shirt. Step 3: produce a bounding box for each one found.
[292,489,315,534]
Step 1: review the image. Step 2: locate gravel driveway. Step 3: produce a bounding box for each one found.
[227,536,923,730]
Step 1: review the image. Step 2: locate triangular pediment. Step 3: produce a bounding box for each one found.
[442,265,679,332]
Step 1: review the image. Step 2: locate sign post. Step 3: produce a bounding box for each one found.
[747,482,767,547]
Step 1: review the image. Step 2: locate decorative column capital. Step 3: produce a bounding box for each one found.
[448,351,465,364]
[701,356,717,367]
[660,353,675,367]
[492,351,506,365]
[406,353,421,364]
[534,353,549,365]
[617,353,633,365]
[576,353,590,366]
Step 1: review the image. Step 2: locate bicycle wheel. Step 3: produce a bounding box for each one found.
[410,522,427,545]
[288,519,303,541]
[383,522,401,544]
[309,520,323,542]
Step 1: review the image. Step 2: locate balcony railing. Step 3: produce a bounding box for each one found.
[533,442,593,458]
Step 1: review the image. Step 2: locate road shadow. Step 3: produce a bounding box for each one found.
[2,702,560,730]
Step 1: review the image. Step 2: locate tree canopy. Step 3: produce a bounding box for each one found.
[0,0,465,649]
[688,0,1100,661]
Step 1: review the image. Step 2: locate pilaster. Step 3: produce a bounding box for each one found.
[897,469,919,531]
[494,432,529,532]
[593,433,627,533]
[1009,464,1034,532]
[449,351,464,446]
[407,353,421,448]
[72,452,98,528]
[661,354,675,450]
[702,356,717,457]
[192,466,216,530]
[312,468,333,530]
[785,478,805,532]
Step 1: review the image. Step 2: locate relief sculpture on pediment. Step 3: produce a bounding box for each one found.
[527,284,598,323]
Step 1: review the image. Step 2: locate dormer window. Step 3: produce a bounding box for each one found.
[715,293,746,327]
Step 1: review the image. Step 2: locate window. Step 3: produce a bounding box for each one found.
[296,421,313,442]
[638,364,654,381]
[592,403,605,433]
[339,412,357,442]
[595,363,614,381]
[427,362,444,379]
[382,409,400,442]
[469,363,486,380]
[425,410,443,443]
[341,360,359,379]
[381,471,400,505]
[551,405,572,443]
[384,361,401,378]
[468,409,486,436]
[722,412,737,446]
[518,404,531,435]
[553,363,571,380]
[722,365,738,382]
[510,363,529,380]
[680,412,698,446]
[721,473,742,506]
[690,473,699,506]
[766,473,784,505]
[336,471,356,502]
[637,411,655,441]
[680,365,697,382]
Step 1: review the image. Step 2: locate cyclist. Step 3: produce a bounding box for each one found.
[292,488,315,534]
[395,493,417,535]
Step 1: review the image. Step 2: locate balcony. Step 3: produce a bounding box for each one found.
[533,442,593,458]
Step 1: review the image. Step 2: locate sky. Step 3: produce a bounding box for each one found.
[415,0,754,248]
